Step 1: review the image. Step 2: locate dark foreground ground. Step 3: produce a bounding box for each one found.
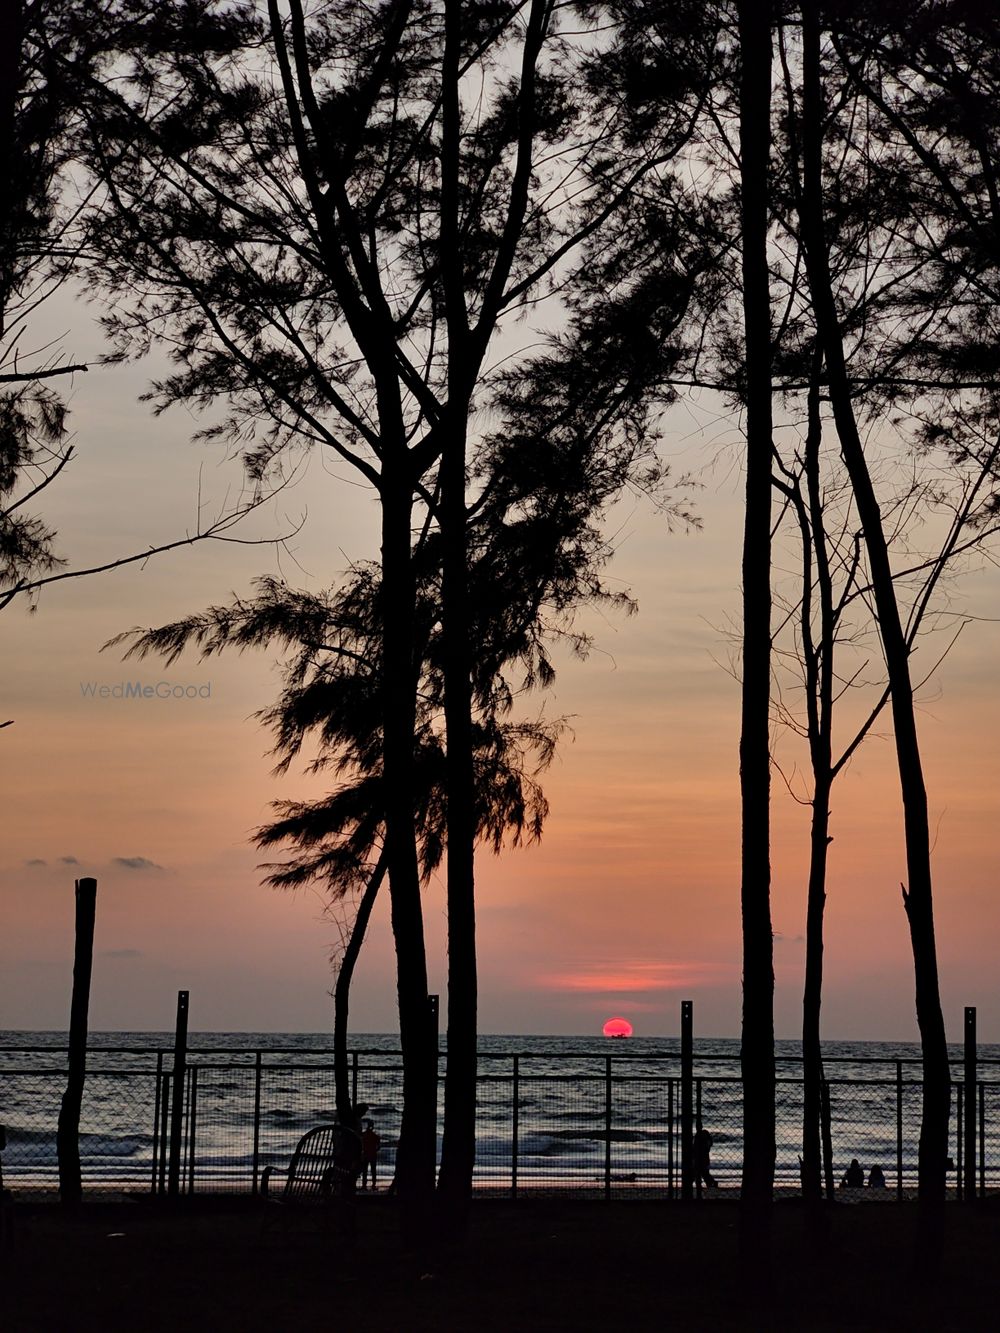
[2,1195,999,1332]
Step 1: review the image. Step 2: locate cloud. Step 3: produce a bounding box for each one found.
[102,948,144,959]
[538,960,730,994]
[24,858,47,866]
[59,856,80,865]
[112,856,164,872]
[773,932,805,945]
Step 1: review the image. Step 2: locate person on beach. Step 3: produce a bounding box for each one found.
[692,1126,716,1189]
[331,1102,366,1191]
[360,1118,381,1190]
[868,1164,886,1189]
[841,1158,864,1188]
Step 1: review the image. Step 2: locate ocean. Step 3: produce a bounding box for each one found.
[1,1033,997,1195]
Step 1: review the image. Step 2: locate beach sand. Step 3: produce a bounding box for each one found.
[2,1196,998,1331]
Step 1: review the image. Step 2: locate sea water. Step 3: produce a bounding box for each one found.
[1,1033,997,1194]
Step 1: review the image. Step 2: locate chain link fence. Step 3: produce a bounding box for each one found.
[2,1044,998,1200]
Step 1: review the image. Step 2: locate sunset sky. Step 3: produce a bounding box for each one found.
[3,298,1000,1043]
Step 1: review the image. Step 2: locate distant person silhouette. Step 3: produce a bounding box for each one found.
[868,1164,886,1189]
[361,1118,381,1190]
[840,1158,864,1188]
[693,1126,717,1189]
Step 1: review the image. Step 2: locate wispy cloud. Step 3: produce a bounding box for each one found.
[102,948,143,959]
[538,960,729,993]
[24,858,47,867]
[59,856,80,865]
[112,856,164,872]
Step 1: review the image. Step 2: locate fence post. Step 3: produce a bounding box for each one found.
[428,994,440,1171]
[956,1084,964,1201]
[667,1077,675,1200]
[158,1072,170,1195]
[681,999,693,1202]
[351,1049,359,1111]
[896,1060,904,1200]
[57,877,98,1206]
[511,1054,519,1200]
[187,1065,199,1194]
[695,1077,704,1200]
[167,990,189,1197]
[604,1053,613,1201]
[251,1050,262,1195]
[151,1050,163,1195]
[965,1006,977,1202]
[979,1080,986,1199]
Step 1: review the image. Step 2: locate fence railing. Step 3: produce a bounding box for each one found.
[2,1042,999,1200]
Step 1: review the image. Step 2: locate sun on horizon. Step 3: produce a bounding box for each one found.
[602,1017,634,1038]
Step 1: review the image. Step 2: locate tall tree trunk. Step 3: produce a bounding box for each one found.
[334,851,388,1122]
[797,1,950,1214]
[737,0,776,1280]
[436,406,478,1230]
[381,471,436,1235]
[800,366,833,1210]
[801,772,830,1205]
[435,0,479,1233]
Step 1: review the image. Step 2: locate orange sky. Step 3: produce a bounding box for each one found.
[3,316,1000,1041]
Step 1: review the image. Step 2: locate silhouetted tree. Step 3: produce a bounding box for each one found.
[736,0,776,1276]
[772,370,1000,1208]
[0,0,280,728]
[82,0,710,1227]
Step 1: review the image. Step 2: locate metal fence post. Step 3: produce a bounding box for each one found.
[896,1060,903,1200]
[695,1077,703,1200]
[351,1049,359,1111]
[151,1051,163,1195]
[167,990,189,1197]
[428,994,440,1171]
[965,1006,977,1202]
[251,1050,262,1195]
[667,1077,675,1200]
[511,1055,519,1201]
[158,1072,170,1195]
[957,1083,964,1201]
[979,1081,986,1198]
[187,1065,199,1194]
[604,1053,613,1201]
[681,1000,693,1201]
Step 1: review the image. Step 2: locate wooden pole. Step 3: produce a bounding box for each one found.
[167,990,189,1197]
[681,999,693,1201]
[57,877,97,1206]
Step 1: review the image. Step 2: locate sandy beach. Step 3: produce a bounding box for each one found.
[3,1196,999,1332]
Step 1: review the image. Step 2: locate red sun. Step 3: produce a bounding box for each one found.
[602,1017,634,1038]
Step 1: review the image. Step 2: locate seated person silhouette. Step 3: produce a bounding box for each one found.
[840,1158,864,1188]
[868,1163,887,1189]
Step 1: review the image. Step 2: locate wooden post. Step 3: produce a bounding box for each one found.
[681,999,693,1201]
[57,877,97,1206]
[965,1006,977,1203]
[167,990,189,1197]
